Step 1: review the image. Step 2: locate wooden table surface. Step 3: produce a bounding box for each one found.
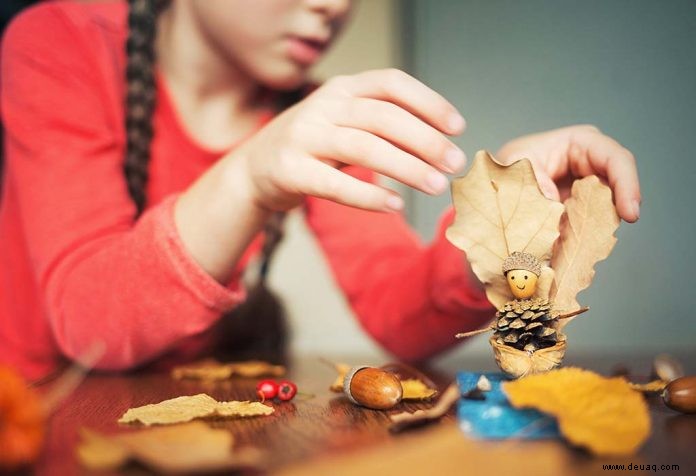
[27,351,696,475]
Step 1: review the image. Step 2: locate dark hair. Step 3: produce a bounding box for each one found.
[126,0,299,363]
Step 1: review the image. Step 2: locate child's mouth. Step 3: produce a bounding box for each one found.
[286,36,327,66]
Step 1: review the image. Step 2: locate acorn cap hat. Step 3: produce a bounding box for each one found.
[502,251,542,276]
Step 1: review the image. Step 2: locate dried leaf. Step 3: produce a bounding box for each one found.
[629,380,667,393]
[171,359,285,381]
[118,394,273,426]
[329,363,351,392]
[401,379,438,400]
[447,151,564,308]
[550,176,619,321]
[389,383,460,433]
[77,422,263,473]
[228,361,286,378]
[502,368,650,456]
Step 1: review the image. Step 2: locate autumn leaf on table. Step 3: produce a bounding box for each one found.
[400,379,438,400]
[77,422,263,473]
[118,394,274,426]
[550,176,620,325]
[328,362,351,392]
[171,359,285,381]
[446,151,565,308]
[502,368,650,456]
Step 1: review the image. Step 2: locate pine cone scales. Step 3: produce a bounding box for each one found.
[493,297,559,352]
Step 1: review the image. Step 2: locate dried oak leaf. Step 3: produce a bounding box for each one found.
[446,150,564,308]
[629,380,667,393]
[118,394,273,426]
[77,422,262,473]
[329,362,351,392]
[502,367,650,456]
[171,359,285,381]
[401,379,438,400]
[389,383,460,433]
[550,176,619,323]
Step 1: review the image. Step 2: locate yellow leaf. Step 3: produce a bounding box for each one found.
[215,401,275,418]
[330,363,351,392]
[171,359,285,381]
[400,379,438,400]
[447,151,564,308]
[502,368,650,456]
[227,360,286,378]
[550,176,619,322]
[629,380,667,393]
[118,394,274,426]
[77,422,262,472]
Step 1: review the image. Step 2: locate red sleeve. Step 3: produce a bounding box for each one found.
[305,166,494,362]
[1,6,242,369]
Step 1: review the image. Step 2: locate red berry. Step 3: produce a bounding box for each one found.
[256,380,278,401]
[277,380,297,401]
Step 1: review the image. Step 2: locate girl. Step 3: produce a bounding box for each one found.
[0,0,640,381]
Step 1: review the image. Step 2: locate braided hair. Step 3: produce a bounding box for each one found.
[125,0,300,363]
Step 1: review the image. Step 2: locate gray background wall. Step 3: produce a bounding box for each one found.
[402,0,695,361]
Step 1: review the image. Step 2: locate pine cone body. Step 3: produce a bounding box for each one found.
[493,297,559,352]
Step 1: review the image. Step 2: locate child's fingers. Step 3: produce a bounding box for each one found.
[571,129,641,222]
[296,158,403,212]
[325,69,466,136]
[331,97,467,174]
[309,126,449,196]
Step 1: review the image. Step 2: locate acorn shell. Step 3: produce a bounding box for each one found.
[343,366,403,410]
[489,334,567,378]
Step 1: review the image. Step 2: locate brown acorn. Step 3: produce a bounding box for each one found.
[662,376,696,414]
[343,366,403,410]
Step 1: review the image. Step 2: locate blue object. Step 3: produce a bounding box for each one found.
[456,372,560,439]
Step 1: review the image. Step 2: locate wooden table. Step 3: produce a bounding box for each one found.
[29,352,696,475]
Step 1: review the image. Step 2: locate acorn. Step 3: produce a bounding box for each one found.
[343,366,403,410]
[662,376,696,414]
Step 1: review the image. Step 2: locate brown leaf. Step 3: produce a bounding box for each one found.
[171,359,285,381]
[550,176,619,322]
[118,394,274,426]
[389,383,460,432]
[503,368,650,456]
[447,151,564,308]
[77,422,263,473]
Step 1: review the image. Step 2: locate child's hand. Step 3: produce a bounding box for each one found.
[497,125,641,222]
[233,69,467,212]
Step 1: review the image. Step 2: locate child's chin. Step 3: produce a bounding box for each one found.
[261,67,311,91]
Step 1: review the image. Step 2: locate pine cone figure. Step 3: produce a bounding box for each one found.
[493,297,558,352]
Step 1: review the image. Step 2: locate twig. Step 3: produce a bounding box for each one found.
[556,307,590,320]
[41,341,105,414]
[455,326,495,339]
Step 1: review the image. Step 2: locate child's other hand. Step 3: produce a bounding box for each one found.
[232,69,467,213]
[497,125,641,222]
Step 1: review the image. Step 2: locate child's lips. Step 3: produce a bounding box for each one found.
[286,36,327,66]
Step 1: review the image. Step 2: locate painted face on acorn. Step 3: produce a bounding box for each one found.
[506,269,538,299]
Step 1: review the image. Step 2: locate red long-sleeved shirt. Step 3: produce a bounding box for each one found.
[0,1,493,381]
